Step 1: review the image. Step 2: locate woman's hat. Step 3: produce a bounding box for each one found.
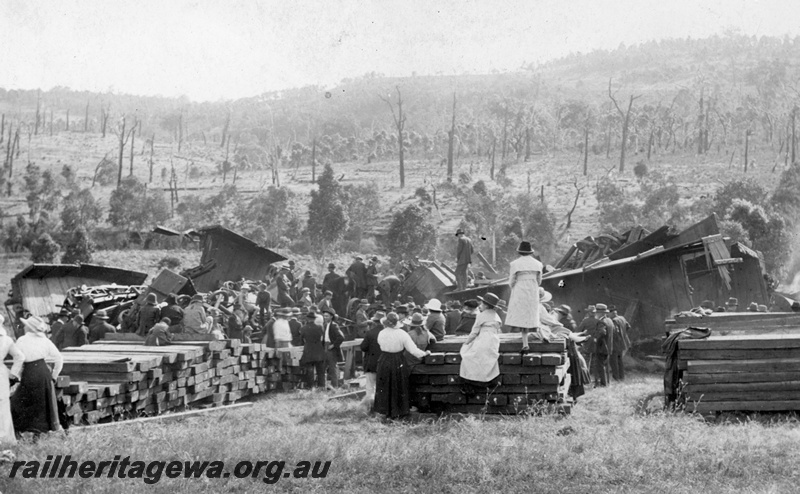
[94,309,110,320]
[516,240,535,254]
[408,313,425,327]
[21,315,49,333]
[424,298,442,312]
[463,299,479,309]
[146,293,158,304]
[382,312,400,328]
[477,293,501,308]
[538,287,552,303]
[291,307,301,316]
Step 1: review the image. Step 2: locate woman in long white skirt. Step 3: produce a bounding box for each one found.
[459,293,503,390]
[0,314,25,445]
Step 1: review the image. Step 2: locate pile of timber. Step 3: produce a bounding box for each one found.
[679,333,800,414]
[666,312,800,336]
[409,335,571,414]
[51,335,279,426]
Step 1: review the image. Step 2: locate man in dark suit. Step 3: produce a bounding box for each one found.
[299,310,326,388]
[87,309,116,344]
[301,271,318,302]
[444,300,462,335]
[360,310,385,407]
[366,257,379,303]
[320,307,345,389]
[346,255,369,299]
[455,228,474,291]
[322,263,340,293]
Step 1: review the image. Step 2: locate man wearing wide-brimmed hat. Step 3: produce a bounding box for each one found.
[505,240,545,351]
[455,227,474,291]
[88,309,116,344]
[184,294,208,334]
[424,298,446,341]
[406,313,436,368]
[590,303,614,387]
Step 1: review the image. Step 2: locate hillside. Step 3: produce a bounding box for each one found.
[1,33,799,283]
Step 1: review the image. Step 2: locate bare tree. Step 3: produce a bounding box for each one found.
[380,86,407,188]
[101,103,110,138]
[129,116,138,176]
[113,116,136,187]
[447,91,457,182]
[311,138,317,183]
[0,114,4,145]
[84,100,89,132]
[565,176,586,230]
[220,109,230,148]
[66,109,70,131]
[148,134,156,183]
[34,90,41,135]
[608,79,641,173]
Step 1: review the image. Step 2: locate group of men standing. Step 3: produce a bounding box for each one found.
[574,303,632,386]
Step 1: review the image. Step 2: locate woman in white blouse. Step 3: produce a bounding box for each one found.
[0,314,25,444]
[11,315,64,435]
[374,312,430,419]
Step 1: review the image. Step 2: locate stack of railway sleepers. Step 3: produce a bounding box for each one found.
[409,334,571,414]
[46,337,273,425]
[679,333,800,414]
[666,312,800,337]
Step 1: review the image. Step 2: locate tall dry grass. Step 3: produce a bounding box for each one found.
[2,375,800,493]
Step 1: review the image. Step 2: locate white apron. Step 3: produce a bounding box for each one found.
[505,256,542,329]
[459,310,501,382]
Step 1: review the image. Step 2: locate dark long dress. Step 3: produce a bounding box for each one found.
[11,359,61,435]
[373,351,411,419]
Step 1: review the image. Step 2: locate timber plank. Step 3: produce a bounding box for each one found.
[679,334,800,350]
[413,385,559,394]
[687,358,800,373]
[685,381,800,393]
[680,348,800,361]
[688,400,800,413]
[411,364,557,375]
[686,391,800,402]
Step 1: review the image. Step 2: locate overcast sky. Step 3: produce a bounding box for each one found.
[1,0,798,101]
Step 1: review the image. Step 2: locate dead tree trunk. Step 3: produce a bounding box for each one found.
[608,79,641,173]
[565,178,586,230]
[129,118,137,176]
[379,86,407,188]
[221,110,230,148]
[501,109,509,160]
[66,109,70,131]
[34,90,41,135]
[697,87,705,155]
[792,107,797,165]
[84,100,90,132]
[490,136,496,180]
[583,122,590,176]
[49,108,53,137]
[178,110,183,152]
[0,114,4,145]
[101,105,110,138]
[117,116,127,186]
[149,134,155,183]
[447,92,457,182]
[311,138,317,183]
[744,129,751,173]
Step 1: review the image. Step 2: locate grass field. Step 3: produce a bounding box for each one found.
[3,374,800,493]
